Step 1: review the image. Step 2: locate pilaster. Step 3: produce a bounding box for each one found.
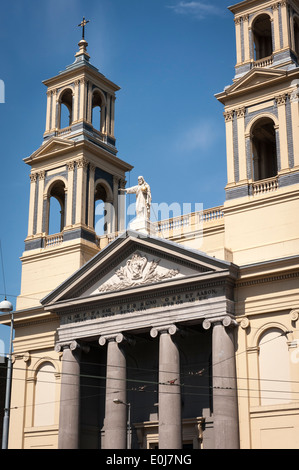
[275,93,289,172]
[243,15,250,63]
[290,88,299,167]
[236,107,247,182]
[88,164,96,228]
[272,3,281,52]
[280,0,291,50]
[235,17,242,65]
[27,173,38,237]
[66,160,75,227]
[75,157,88,225]
[224,111,235,185]
[36,170,45,236]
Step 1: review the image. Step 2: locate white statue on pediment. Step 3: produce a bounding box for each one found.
[122,176,151,220]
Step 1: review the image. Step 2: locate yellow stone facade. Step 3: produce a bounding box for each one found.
[2,0,299,449]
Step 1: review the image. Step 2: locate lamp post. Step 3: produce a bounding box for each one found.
[0,298,14,450]
[113,398,131,449]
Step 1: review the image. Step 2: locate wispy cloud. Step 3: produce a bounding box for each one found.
[167,2,222,20]
[174,119,222,154]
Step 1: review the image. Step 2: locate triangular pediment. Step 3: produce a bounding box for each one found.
[41,230,237,308]
[24,137,75,163]
[226,68,287,95]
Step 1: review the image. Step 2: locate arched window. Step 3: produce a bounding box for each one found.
[251,117,278,181]
[94,181,113,235]
[47,180,66,234]
[258,328,291,406]
[92,89,105,132]
[59,88,73,129]
[34,362,56,427]
[95,183,108,235]
[294,16,299,57]
[252,14,273,61]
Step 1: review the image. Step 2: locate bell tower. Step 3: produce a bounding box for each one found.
[17,24,133,310]
[215,0,299,266]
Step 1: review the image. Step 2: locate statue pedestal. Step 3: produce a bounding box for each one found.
[128,217,156,236]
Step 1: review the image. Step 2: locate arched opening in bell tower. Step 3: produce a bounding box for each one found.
[94,181,113,236]
[294,16,299,57]
[251,117,278,181]
[252,14,273,61]
[92,89,105,133]
[59,88,73,129]
[47,180,66,234]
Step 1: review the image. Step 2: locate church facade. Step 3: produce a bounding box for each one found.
[2,0,299,449]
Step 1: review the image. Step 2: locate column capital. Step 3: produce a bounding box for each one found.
[55,340,90,353]
[150,324,178,338]
[202,315,238,330]
[99,332,135,346]
[29,172,38,183]
[224,110,234,122]
[275,93,288,106]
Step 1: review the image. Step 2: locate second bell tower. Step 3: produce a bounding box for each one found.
[17,28,133,310]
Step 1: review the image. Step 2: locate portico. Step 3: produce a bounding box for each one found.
[41,230,240,449]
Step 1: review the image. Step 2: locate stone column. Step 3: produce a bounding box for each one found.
[203,316,239,449]
[151,325,182,449]
[99,334,127,449]
[55,341,83,449]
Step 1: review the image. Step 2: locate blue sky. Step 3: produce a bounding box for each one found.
[0,0,236,349]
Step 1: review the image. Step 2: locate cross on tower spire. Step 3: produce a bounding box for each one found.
[78,17,89,40]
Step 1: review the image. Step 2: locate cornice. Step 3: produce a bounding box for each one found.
[49,277,231,317]
[43,63,120,93]
[46,270,234,315]
[223,186,299,215]
[216,69,299,105]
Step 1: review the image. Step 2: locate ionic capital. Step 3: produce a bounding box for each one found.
[99,332,134,346]
[202,315,238,330]
[150,324,178,338]
[55,340,90,354]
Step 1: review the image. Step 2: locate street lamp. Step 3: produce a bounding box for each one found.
[0,297,14,449]
[113,398,131,449]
